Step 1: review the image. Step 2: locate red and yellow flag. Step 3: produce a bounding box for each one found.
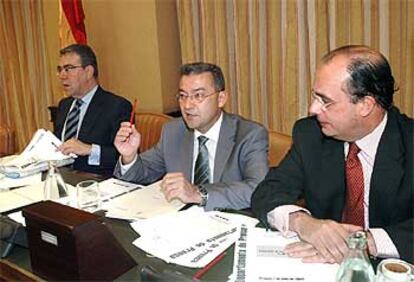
[59,0,87,48]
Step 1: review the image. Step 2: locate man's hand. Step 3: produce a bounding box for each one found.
[289,212,363,263]
[59,139,92,156]
[284,241,327,263]
[160,172,201,204]
[114,122,141,164]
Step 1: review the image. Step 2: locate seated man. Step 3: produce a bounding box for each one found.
[252,45,413,264]
[54,44,132,175]
[114,62,268,211]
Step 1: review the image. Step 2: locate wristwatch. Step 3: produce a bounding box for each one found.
[198,185,208,207]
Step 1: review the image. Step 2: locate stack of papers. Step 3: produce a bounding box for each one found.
[228,226,338,282]
[131,207,258,268]
[103,180,185,220]
[0,129,75,178]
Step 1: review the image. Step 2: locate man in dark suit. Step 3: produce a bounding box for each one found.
[252,45,413,264]
[114,62,268,211]
[55,44,132,175]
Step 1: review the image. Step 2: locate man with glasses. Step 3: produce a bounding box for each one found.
[252,45,413,264]
[54,44,132,175]
[114,62,268,211]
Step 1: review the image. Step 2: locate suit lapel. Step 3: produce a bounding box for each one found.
[369,112,404,225]
[319,137,346,221]
[78,87,104,140]
[181,124,194,181]
[214,113,236,181]
[55,98,73,139]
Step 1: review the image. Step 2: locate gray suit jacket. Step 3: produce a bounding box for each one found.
[114,112,269,211]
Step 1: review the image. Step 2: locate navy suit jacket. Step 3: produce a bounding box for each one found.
[252,107,413,263]
[55,86,131,175]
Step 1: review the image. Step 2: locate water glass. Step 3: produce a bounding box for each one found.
[76,180,101,212]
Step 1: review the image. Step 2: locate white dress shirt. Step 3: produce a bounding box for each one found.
[61,85,101,166]
[267,113,400,258]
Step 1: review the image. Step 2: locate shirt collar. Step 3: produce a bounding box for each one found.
[78,85,98,106]
[354,112,388,158]
[194,111,223,143]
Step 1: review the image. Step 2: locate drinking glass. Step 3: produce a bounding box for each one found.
[76,180,101,212]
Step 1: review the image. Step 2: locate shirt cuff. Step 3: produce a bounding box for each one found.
[87,144,101,166]
[369,228,400,258]
[119,154,137,175]
[267,205,310,238]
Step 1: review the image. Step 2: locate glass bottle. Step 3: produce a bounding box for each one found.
[43,161,68,202]
[336,231,376,282]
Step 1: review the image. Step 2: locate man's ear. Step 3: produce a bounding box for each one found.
[85,65,95,80]
[218,91,228,108]
[359,95,376,117]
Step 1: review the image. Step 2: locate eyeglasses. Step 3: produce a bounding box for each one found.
[56,64,84,75]
[311,91,336,111]
[176,91,219,103]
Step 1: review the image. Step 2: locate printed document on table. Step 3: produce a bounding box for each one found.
[103,180,185,220]
[0,173,42,190]
[229,226,338,282]
[0,129,75,178]
[98,178,142,202]
[131,206,259,268]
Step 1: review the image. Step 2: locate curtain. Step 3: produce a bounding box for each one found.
[177,0,414,134]
[0,0,54,151]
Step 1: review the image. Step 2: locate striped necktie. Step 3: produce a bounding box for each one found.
[194,136,210,185]
[64,99,83,141]
[342,142,365,227]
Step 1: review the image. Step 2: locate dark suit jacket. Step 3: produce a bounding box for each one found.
[114,112,269,211]
[55,86,132,175]
[251,107,413,263]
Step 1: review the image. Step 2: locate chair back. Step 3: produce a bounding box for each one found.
[135,112,172,152]
[0,124,15,157]
[268,130,292,167]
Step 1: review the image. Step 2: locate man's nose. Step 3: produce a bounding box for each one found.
[308,99,322,116]
[181,97,196,109]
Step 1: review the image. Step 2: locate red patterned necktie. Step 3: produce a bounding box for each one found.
[342,142,365,227]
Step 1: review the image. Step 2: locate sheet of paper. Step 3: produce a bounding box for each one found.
[98,178,142,202]
[130,207,258,268]
[228,226,338,282]
[7,211,26,227]
[0,191,36,213]
[0,173,42,190]
[103,180,184,220]
[0,129,75,178]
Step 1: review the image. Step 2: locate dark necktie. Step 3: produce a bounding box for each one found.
[64,99,83,141]
[193,136,210,185]
[342,142,365,227]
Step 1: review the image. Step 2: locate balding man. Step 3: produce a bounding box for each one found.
[252,45,413,264]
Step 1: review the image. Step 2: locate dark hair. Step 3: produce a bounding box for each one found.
[322,45,395,110]
[60,44,98,78]
[179,62,225,91]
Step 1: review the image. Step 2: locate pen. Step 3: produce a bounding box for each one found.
[129,98,138,125]
[192,251,226,280]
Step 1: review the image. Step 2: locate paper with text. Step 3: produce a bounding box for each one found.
[103,180,184,220]
[229,226,338,282]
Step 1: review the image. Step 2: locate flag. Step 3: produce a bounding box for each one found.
[60,0,87,45]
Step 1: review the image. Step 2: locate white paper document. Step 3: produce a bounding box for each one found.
[0,129,75,178]
[0,181,76,213]
[0,173,42,190]
[98,178,142,202]
[103,180,185,220]
[131,207,259,268]
[229,226,338,282]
